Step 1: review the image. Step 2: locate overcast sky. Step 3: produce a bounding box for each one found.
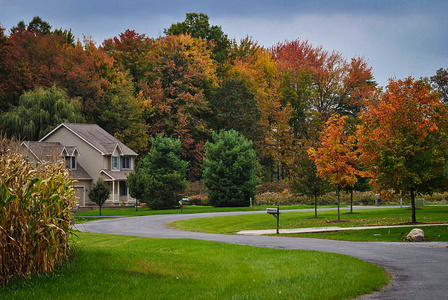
[1,0,447,87]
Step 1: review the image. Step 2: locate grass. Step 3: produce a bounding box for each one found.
[280,225,448,242]
[1,232,389,300]
[73,204,320,223]
[171,206,448,237]
[75,204,317,216]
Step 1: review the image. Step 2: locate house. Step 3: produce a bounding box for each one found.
[22,123,138,206]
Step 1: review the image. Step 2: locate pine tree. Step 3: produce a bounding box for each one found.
[203,130,260,207]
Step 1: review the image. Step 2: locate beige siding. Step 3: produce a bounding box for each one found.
[43,125,136,206]
[44,127,104,184]
[73,180,93,206]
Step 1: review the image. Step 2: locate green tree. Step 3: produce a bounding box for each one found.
[128,135,188,210]
[290,142,331,218]
[164,12,231,65]
[127,168,148,210]
[357,77,448,223]
[95,71,149,154]
[431,67,448,103]
[1,85,84,140]
[210,77,262,142]
[203,130,260,207]
[11,16,51,35]
[88,178,110,216]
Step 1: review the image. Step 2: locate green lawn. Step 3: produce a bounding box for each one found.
[73,204,319,223]
[279,225,448,242]
[75,204,317,217]
[1,232,389,300]
[172,206,448,239]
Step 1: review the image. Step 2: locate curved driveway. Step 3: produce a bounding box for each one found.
[75,209,448,299]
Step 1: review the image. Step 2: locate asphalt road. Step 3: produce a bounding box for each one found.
[75,208,448,299]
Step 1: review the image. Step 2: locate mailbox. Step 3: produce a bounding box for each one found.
[267,208,279,214]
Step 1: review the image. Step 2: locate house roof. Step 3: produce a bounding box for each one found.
[70,163,92,181]
[21,141,92,180]
[100,169,131,181]
[22,141,64,162]
[40,123,137,156]
[62,146,79,157]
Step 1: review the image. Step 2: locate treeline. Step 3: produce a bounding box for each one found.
[1,14,446,183]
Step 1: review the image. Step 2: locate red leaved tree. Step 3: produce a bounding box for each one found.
[357,77,448,223]
[308,114,363,221]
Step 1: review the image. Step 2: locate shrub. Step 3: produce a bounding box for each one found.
[0,147,76,285]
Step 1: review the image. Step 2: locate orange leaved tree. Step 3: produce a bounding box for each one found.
[357,77,448,223]
[308,114,362,221]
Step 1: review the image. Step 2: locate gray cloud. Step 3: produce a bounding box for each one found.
[1,0,446,86]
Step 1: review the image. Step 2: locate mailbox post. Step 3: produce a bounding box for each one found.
[180,198,189,213]
[267,205,280,234]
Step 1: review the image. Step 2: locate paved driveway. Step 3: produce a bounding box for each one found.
[75,209,448,299]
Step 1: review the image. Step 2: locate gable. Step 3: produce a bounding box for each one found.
[40,123,137,156]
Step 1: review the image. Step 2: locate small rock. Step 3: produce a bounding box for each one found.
[407,228,424,242]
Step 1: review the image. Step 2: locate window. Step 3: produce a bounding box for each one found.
[119,181,127,196]
[71,156,76,170]
[121,156,131,169]
[65,156,76,170]
[112,156,119,170]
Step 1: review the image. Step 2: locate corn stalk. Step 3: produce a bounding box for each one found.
[0,151,76,285]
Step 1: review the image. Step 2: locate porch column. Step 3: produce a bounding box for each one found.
[112,181,115,202]
[127,182,129,203]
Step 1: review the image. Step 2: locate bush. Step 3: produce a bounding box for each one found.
[256,180,290,194]
[0,143,76,285]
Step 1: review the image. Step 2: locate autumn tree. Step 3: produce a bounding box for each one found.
[0,27,105,114]
[144,34,218,179]
[308,115,362,221]
[357,77,448,223]
[203,130,260,207]
[271,38,375,138]
[1,85,84,140]
[228,39,294,178]
[102,29,153,91]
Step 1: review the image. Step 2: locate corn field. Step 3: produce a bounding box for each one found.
[0,141,76,285]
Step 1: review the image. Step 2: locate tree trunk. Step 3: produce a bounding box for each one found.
[337,187,340,221]
[410,187,417,223]
[350,189,353,213]
[99,205,102,216]
[314,192,318,218]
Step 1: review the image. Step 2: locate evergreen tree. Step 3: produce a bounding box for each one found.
[203,130,260,207]
[128,135,188,210]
